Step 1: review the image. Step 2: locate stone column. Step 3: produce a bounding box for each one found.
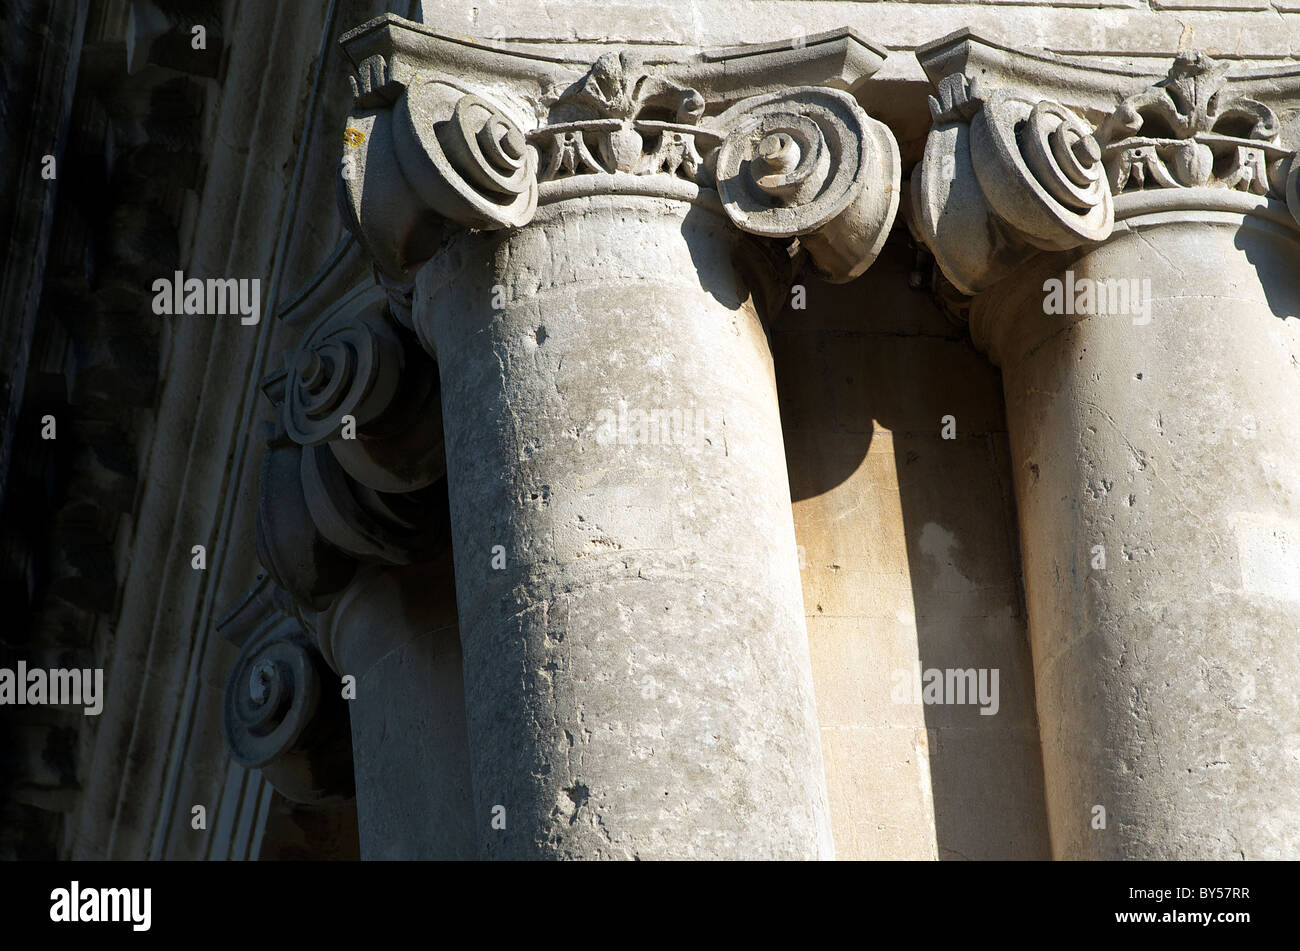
[913,37,1300,858]
[332,16,900,858]
[424,196,832,859]
[318,557,475,859]
[225,283,473,858]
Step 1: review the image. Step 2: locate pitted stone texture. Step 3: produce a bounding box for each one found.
[419,197,833,859]
[973,213,1300,859]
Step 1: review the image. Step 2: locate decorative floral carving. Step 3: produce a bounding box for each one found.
[538,126,607,179]
[1097,51,1289,197]
[531,53,711,185]
[927,73,983,124]
[532,120,716,183]
[641,127,707,179]
[557,51,707,124]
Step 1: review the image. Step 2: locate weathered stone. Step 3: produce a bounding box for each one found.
[913,34,1300,859]
[316,559,474,859]
[421,195,833,858]
[14,0,1300,865]
[249,13,904,860]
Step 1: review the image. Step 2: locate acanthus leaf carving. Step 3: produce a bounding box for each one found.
[555,51,706,125]
[641,126,707,181]
[927,72,982,124]
[537,126,607,179]
[527,52,713,184]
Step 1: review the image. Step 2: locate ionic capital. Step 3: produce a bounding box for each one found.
[254,290,449,614]
[910,31,1300,296]
[228,286,450,800]
[218,575,354,804]
[336,14,900,285]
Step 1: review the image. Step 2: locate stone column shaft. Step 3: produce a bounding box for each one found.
[977,211,1300,858]
[320,558,475,859]
[423,196,832,858]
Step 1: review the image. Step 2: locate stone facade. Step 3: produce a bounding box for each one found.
[4,0,1300,861]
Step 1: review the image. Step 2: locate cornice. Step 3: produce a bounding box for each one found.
[917,29,1300,132]
[339,15,888,109]
[916,29,1162,121]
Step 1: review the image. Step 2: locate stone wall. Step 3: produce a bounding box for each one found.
[778,242,1048,858]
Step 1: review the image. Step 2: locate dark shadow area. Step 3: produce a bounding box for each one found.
[258,793,361,860]
[1237,213,1300,321]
